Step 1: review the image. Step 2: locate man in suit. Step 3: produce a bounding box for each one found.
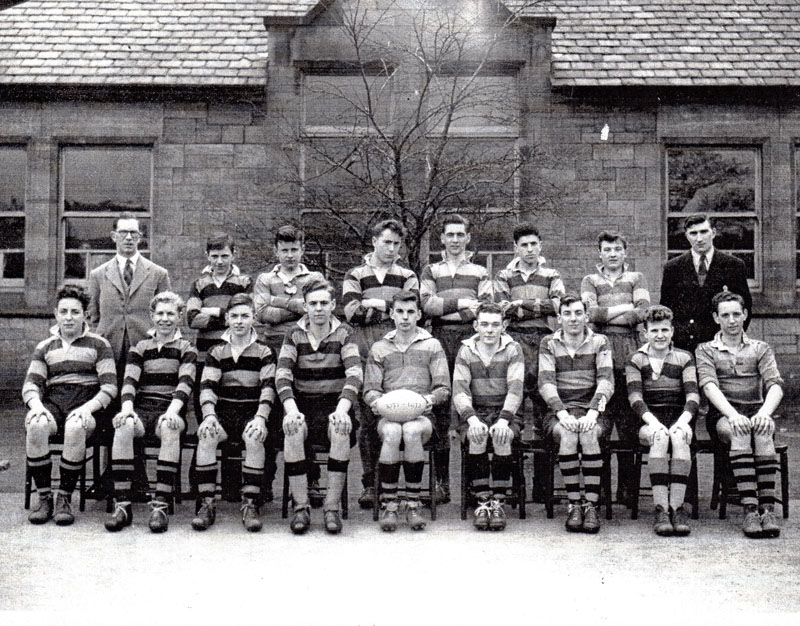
[660,213,752,354]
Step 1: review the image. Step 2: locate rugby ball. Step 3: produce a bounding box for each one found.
[374,389,427,422]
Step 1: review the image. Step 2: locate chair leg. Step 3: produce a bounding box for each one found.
[710,449,721,511]
[342,470,349,520]
[460,442,468,521]
[79,462,87,512]
[688,452,700,520]
[429,445,437,522]
[545,448,555,519]
[718,451,729,520]
[603,447,613,521]
[373,462,380,522]
[780,448,790,519]
[24,463,32,510]
[515,446,526,520]
[630,448,642,520]
[281,459,290,519]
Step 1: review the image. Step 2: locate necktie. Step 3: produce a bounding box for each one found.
[123,259,133,286]
[698,254,707,287]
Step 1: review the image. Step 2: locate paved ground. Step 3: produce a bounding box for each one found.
[2,394,800,625]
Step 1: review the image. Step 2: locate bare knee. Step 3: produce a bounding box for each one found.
[753,433,775,456]
[380,422,402,447]
[650,430,670,457]
[554,425,577,453]
[578,428,600,451]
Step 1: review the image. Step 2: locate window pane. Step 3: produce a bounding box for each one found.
[3,252,24,278]
[0,216,24,248]
[437,139,517,207]
[304,74,393,130]
[426,75,518,132]
[64,217,149,251]
[668,216,755,251]
[667,147,756,214]
[64,252,87,280]
[0,146,25,211]
[62,146,151,212]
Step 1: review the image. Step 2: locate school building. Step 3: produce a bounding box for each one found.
[1,0,800,391]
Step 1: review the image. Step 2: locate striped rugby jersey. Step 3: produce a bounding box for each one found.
[420,252,492,323]
[275,315,363,406]
[253,263,325,333]
[342,253,419,327]
[363,327,450,408]
[695,332,783,406]
[22,324,117,409]
[494,256,565,331]
[581,265,650,331]
[538,328,614,412]
[121,330,197,408]
[186,265,252,358]
[199,329,276,420]
[625,344,699,420]
[452,334,524,423]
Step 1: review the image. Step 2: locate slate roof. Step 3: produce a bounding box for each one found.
[0,1,269,86]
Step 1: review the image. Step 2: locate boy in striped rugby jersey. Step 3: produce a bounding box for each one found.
[364,291,450,531]
[277,279,363,534]
[254,226,325,504]
[538,293,614,533]
[23,284,117,525]
[625,305,698,536]
[581,231,650,504]
[453,303,524,530]
[421,214,493,505]
[342,219,419,509]
[194,294,276,532]
[105,291,197,533]
[696,291,784,538]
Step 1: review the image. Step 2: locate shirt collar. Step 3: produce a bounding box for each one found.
[365,252,400,269]
[595,262,629,278]
[552,326,594,348]
[116,252,140,270]
[268,262,311,280]
[462,333,514,356]
[201,264,241,277]
[709,330,752,351]
[220,328,259,349]
[50,323,90,341]
[505,255,546,272]
[147,328,184,342]
[297,314,342,336]
[384,326,432,344]
[437,250,475,264]
[691,248,714,268]
[637,342,675,357]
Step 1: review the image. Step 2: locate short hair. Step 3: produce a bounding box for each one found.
[113,212,141,232]
[149,291,185,316]
[441,214,470,233]
[711,290,746,314]
[274,225,305,247]
[227,293,255,312]
[206,232,235,253]
[643,305,673,327]
[475,301,505,320]
[390,290,419,309]
[372,219,406,240]
[512,222,539,244]
[558,292,584,314]
[302,278,336,301]
[597,230,627,250]
[684,213,712,231]
[55,284,90,312]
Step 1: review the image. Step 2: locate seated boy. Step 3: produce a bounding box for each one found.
[105,291,197,533]
[453,302,524,531]
[22,284,117,525]
[194,293,276,532]
[364,291,450,531]
[696,291,784,538]
[538,293,614,533]
[277,279,363,534]
[626,305,699,536]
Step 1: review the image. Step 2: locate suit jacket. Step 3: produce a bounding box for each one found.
[660,249,752,353]
[88,256,171,361]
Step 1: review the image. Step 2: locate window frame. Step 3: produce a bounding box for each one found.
[0,143,28,291]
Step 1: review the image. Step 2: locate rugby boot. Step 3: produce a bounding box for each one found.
[378,500,399,532]
[760,505,780,538]
[653,505,674,536]
[671,506,691,537]
[148,497,170,533]
[358,486,375,509]
[104,501,133,532]
[406,500,426,531]
[565,502,583,532]
[28,493,54,525]
[323,510,343,535]
[582,502,601,534]
[241,498,263,532]
[488,499,507,531]
[191,497,216,531]
[290,505,311,535]
[742,505,762,538]
[473,497,491,531]
[53,492,74,526]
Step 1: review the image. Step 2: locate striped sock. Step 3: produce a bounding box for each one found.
[155,460,179,500]
[111,457,135,503]
[241,464,264,502]
[379,462,401,503]
[491,453,512,498]
[729,451,757,507]
[195,462,218,499]
[285,460,308,507]
[755,454,779,508]
[58,456,84,495]
[668,457,691,510]
[582,453,603,504]
[468,452,490,496]
[27,453,52,495]
[403,461,425,501]
[648,455,670,510]
[559,453,581,504]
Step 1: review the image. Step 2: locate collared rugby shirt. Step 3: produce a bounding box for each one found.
[494,256,565,331]
[581,264,650,330]
[253,263,325,333]
[420,252,492,323]
[342,253,419,327]
[625,344,699,420]
[121,330,197,407]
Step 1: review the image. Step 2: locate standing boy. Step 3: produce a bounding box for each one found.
[343,219,419,508]
[277,280,363,534]
[695,291,783,538]
[23,285,117,525]
[538,294,614,533]
[194,294,276,532]
[453,302,524,530]
[364,291,450,531]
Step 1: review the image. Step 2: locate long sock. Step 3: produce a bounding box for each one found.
[668,457,691,510]
[286,460,308,507]
[58,457,84,495]
[491,453,512,499]
[111,457,134,503]
[28,453,53,496]
[241,464,264,503]
[648,455,670,510]
[195,462,218,499]
[155,460,179,500]
[755,454,779,508]
[379,462,401,502]
[729,451,757,507]
[467,452,490,496]
[559,453,581,504]
[324,458,349,511]
[403,460,425,502]
[582,453,603,504]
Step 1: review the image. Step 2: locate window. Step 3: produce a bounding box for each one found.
[795,145,800,286]
[60,146,152,281]
[666,146,760,289]
[0,146,26,288]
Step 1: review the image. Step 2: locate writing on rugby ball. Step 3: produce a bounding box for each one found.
[374,389,427,422]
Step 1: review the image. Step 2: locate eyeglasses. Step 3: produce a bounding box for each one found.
[116,230,142,240]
